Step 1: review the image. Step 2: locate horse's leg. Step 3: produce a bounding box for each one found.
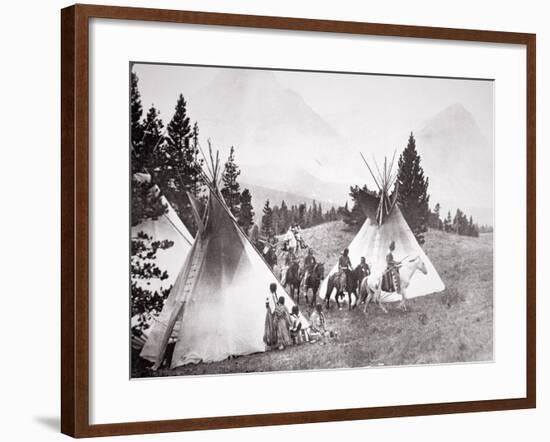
[363,288,372,314]
[377,288,388,314]
[399,288,408,311]
[359,279,368,304]
[348,282,359,310]
[336,290,342,310]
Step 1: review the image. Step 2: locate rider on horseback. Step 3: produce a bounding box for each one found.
[355,257,370,283]
[355,257,370,278]
[338,248,353,277]
[384,240,401,292]
[355,257,371,304]
[291,223,307,249]
[303,248,317,282]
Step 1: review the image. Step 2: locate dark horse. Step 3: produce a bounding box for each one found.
[262,244,278,269]
[325,267,364,310]
[303,262,325,306]
[285,261,302,303]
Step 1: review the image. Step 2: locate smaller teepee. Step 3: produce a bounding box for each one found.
[140,148,304,368]
[131,173,194,294]
[131,174,195,351]
[321,153,445,302]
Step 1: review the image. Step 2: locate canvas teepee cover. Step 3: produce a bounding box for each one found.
[320,155,445,302]
[131,194,194,293]
[141,188,300,368]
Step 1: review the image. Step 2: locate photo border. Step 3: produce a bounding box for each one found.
[61,3,536,437]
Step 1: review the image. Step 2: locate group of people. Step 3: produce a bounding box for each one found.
[263,240,402,353]
[282,223,307,253]
[263,283,332,351]
[336,240,401,293]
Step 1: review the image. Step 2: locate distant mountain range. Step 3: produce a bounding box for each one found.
[415,103,493,225]
[186,70,493,226]
[242,182,337,222]
[186,69,360,185]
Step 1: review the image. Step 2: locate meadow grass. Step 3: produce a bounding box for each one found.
[135,222,493,377]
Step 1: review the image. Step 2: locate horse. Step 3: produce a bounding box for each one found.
[324,271,350,310]
[262,243,278,269]
[272,263,283,282]
[303,262,325,306]
[359,256,428,313]
[285,261,302,303]
[324,266,365,310]
[282,229,299,255]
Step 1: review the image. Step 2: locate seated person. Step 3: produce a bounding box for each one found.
[309,304,330,343]
[289,305,308,344]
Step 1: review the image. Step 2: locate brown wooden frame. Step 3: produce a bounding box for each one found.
[61,3,536,438]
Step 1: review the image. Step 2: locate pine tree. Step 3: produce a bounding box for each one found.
[344,185,378,226]
[453,208,466,235]
[339,201,351,221]
[272,205,281,234]
[238,188,254,235]
[167,94,192,149]
[433,202,442,230]
[134,105,164,175]
[298,203,307,227]
[154,94,203,234]
[396,132,430,244]
[443,210,452,232]
[130,71,144,164]
[279,200,289,232]
[261,200,274,238]
[220,146,241,218]
[130,180,173,336]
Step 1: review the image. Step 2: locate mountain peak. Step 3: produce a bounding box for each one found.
[419,102,482,142]
[415,103,493,225]
[430,102,476,124]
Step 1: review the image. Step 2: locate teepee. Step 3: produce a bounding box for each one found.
[131,174,195,294]
[140,149,303,368]
[131,174,195,351]
[321,153,445,302]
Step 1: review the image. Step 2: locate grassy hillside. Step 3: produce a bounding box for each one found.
[135,223,493,377]
[290,220,355,269]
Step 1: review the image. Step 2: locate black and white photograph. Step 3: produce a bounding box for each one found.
[130,63,494,378]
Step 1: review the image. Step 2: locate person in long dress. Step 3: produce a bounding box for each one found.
[263,283,278,349]
[273,296,292,350]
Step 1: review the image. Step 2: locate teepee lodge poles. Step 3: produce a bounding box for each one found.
[319,150,445,303]
[359,151,400,225]
[139,143,308,368]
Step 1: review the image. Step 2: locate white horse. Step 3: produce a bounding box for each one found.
[283,229,299,254]
[359,256,428,313]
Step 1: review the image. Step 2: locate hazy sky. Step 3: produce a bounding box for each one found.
[133,62,494,150]
[132,63,494,224]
